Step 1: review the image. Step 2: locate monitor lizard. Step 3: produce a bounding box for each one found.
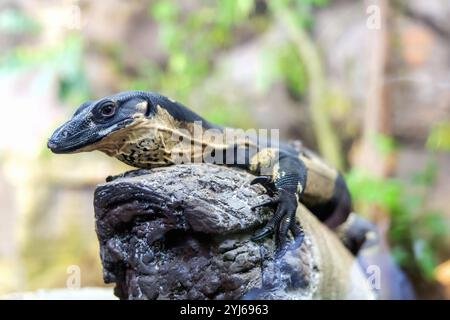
[47,91,355,254]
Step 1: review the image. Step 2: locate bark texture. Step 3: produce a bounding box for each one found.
[94,164,374,300]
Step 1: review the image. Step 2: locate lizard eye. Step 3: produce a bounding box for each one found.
[100,102,116,117]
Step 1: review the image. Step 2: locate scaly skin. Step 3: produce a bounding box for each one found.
[48,91,353,253]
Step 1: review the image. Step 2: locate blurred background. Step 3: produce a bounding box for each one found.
[0,0,449,299]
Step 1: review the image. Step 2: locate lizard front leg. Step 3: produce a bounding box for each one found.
[249,150,307,253]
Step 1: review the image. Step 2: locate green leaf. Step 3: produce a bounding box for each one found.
[413,239,438,280]
[277,45,308,99]
[427,122,450,152]
[150,1,179,22]
[217,0,254,28]
[391,246,410,267]
[373,134,398,155]
[421,212,449,237]
[298,0,329,7]
[346,168,402,211]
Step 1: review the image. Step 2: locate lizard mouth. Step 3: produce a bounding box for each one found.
[48,118,135,154]
[47,135,104,154]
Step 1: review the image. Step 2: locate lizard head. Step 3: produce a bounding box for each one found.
[47,93,150,154]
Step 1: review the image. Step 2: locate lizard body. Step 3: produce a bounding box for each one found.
[48,91,352,251]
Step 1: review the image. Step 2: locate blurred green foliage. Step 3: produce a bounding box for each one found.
[145,0,256,97]
[347,155,448,280]
[0,9,90,106]
[23,213,103,289]
[374,134,398,156]
[427,122,450,152]
[277,45,308,100]
[0,8,40,34]
[119,0,328,126]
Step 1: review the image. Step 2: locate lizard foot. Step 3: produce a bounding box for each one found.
[251,181,304,254]
[106,169,152,182]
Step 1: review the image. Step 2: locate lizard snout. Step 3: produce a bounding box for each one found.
[47,139,58,150]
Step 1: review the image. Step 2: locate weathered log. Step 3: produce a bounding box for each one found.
[93,164,375,300]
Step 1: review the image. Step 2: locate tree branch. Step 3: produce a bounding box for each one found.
[94,164,374,300]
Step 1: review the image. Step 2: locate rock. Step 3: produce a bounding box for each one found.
[93,164,375,300]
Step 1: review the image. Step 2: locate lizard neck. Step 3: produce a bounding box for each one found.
[85,104,254,169]
[97,106,230,169]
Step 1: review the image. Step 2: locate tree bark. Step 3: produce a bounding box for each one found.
[93,164,374,300]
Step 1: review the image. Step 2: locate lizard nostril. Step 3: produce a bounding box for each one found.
[47,140,57,150]
[61,130,69,138]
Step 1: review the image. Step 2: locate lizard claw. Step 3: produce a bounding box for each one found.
[251,197,279,210]
[289,221,305,249]
[250,176,277,196]
[275,207,299,251]
[251,226,274,241]
[250,176,271,186]
[252,188,304,254]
